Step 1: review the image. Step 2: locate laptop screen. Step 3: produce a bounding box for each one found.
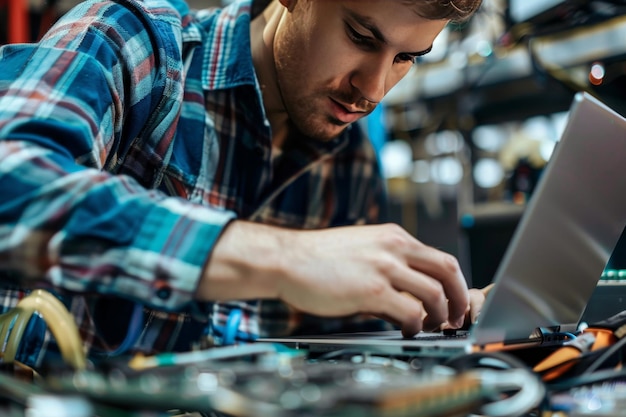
[472,92,626,345]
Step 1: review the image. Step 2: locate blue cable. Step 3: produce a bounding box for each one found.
[47,291,145,358]
[107,302,144,357]
[222,308,243,346]
[211,308,257,345]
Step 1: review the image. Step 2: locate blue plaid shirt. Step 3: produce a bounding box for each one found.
[0,0,387,368]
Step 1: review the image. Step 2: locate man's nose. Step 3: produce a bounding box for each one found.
[349,59,389,104]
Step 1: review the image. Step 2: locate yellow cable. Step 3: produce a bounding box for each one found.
[3,310,32,363]
[0,289,86,370]
[0,308,29,363]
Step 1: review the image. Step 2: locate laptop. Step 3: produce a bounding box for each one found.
[259,92,626,357]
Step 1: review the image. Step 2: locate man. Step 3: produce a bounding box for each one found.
[0,0,483,369]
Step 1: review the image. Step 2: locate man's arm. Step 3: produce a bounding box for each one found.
[0,0,470,337]
[199,220,469,337]
[0,0,231,314]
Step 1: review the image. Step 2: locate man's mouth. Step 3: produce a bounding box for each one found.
[328,97,369,124]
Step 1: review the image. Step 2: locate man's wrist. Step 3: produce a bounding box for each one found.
[197,220,290,301]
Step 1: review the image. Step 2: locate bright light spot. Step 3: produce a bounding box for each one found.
[438,130,464,153]
[472,125,506,152]
[540,141,556,161]
[585,396,603,411]
[591,63,605,79]
[476,40,493,57]
[380,140,412,178]
[196,373,218,392]
[449,50,468,69]
[522,116,552,141]
[551,112,569,140]
[431,157,464,185]
[589,62,605,86]
[411,160,430,183]
[425,130,464,155]
[473,158,504,188]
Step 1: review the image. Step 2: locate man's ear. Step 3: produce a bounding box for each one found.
[278,0,296,12]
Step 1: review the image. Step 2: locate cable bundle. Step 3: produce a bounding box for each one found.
[0,289,86,370]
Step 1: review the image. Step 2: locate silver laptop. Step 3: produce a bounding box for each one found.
[259,92,626,357]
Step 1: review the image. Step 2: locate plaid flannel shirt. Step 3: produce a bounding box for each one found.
[0,0,387,368]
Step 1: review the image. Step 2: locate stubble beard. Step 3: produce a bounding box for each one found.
[285,91,349,142]
[274,42,368,141]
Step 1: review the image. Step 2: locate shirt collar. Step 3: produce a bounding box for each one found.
[194,0,257,91]
[186,0,354,152]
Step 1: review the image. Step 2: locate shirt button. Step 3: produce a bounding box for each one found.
[155,283,172,300]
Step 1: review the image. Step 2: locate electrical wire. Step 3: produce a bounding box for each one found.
[581,334,626,376]
[440,351,547,416]
[105,302,144,357]
[127,342,280,370]
[209,308,257,346]
[477,367,546,417]
[444,350,532,372]
[0,289,86,370]
[547,368,626,393]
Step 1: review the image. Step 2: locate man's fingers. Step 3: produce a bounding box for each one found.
[370,289,426,338]
[469,288,485,324]
[405,245,469,325]
[481,283,495,296]
[468,283,494,323]
[391,272,449,330]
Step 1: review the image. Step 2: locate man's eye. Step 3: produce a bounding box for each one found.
[396,53,417,64]
[346,24,374,48]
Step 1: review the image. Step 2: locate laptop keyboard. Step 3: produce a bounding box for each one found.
[414,330,470,341]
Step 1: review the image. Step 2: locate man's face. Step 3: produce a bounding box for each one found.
[273,0,448,142]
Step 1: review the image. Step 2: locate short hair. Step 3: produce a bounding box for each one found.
[402,0,482,22]
[252,0,482,23]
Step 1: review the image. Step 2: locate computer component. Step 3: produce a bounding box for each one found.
[37,346,548,417]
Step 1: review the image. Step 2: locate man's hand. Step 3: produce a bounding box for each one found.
[198,221,470,338]
[442,283,493,330]
[469,283,494,324]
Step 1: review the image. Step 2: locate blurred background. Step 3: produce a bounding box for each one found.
[2,0,626,292]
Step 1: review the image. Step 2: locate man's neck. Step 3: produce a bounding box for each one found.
[250,0,290,150]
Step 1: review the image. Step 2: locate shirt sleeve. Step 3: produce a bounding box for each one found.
[0,0,235,312]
